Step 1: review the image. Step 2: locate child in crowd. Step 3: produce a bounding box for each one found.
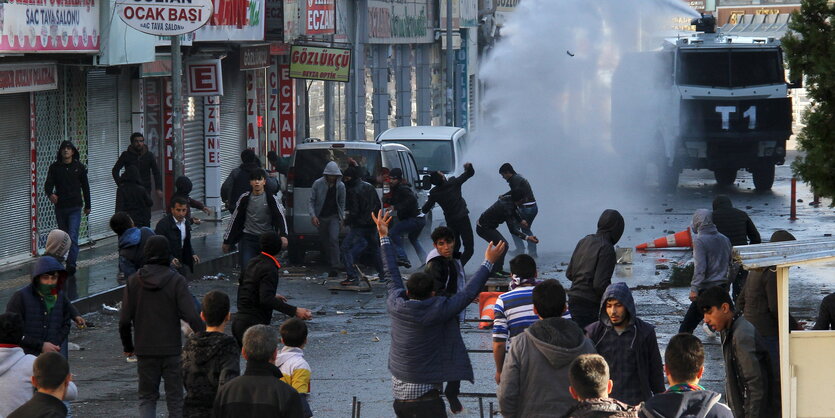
[276,318,313,418]
[110,212,155,284]
[181,291,240,418]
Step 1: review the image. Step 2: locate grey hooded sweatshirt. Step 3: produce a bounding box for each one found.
[690,209,732,293]
[309,161,346,220]
[497,317,596,418]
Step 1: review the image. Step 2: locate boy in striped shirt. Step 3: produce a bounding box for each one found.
[492,254,540,384]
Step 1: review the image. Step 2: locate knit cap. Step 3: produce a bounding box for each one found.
[45,229,71,260]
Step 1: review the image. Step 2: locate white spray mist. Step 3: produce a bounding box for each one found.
[465,0,700,254]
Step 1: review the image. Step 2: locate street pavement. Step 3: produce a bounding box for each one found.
[15,152,835,417]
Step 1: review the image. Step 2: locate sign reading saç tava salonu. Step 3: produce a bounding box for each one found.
[367,0,433,44]
[115,0,214,36]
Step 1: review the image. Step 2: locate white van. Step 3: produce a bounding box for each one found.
[376,126,468,231]
[284,141,429,264]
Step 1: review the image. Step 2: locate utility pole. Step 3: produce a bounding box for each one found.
[171,35,184,178]
[445,0,455,126]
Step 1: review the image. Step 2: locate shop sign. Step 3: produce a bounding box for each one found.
[245,71,260,151]
[204,96,221,167]
[288,45,351,82]
[0,63,57,95]
[0,0,100,53]
[29,94,38,255]
[265,0,283,40]
[187,59,223,96]
[283,0,302,41]
[717,5,799,26]
[115,0,213,36]
[194,0,265,41]
[162,78,176,195]
[141,57,172,77]
[278,63,295,157]
[367,0,433,44]
[270,41,290,55]
[496,0,519,12]
[439,0,478,29]
[267,59,279,154]
[240,44,271,69]
[306,0,334,35]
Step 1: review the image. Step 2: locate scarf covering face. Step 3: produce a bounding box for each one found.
[37,283,58,313]
[509,274,538,290]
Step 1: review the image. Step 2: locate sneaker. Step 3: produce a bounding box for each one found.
[396,259,411,268]
[490,271,510,279]
[702,322,716,339]
[447,395,464,414]
[126,355,137,363]
[340,278,359,286]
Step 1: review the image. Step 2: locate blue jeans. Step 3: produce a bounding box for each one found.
[239,233,261,269]
[390,217,427,264]
[55,206,82,268]
[509,204,538,256]
[340,226,381,281]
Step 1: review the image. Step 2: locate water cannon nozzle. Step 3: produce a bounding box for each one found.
[690,13,716,34]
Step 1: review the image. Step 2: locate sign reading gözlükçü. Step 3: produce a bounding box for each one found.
[288,45,351,82]
[115,0,214,36]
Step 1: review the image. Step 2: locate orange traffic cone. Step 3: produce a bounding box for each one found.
[478,292,502,329]
[635,228,693,250]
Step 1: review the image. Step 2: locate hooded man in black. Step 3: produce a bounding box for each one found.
[339,165,383,286]
[476,197,539,276]
[421,162,475,266]
[712,195,761,301]
[221,149,279,213]
[119,235,205,418]
[112,132,163,200]
[173,176,211,224]
[116,165,154,228]
[499,163,538,258]
[566,209,625,329]
[44,140,91,277]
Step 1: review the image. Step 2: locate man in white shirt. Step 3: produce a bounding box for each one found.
[155,196,199,276]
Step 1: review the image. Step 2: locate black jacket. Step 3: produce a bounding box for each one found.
[562,398,638,418]
[501,173,535,204]
[477,199,524,237]
[212,360,304,418]
[44,141,90,210]
[711,196,761,247]
[224,191,288,246]
[182,331,241,418]
[384,182,419,220]
[566,210,624,304]
[155,214,194,271]
[640,389,733,418]
[7,392,67,418]
[424,254,463,296]
[721,313,780,418]
[422,163,474,222]
[116,166,153,228]
[119,264,205,356]
[173,176,206,220]
[344,178,381,228]
[235,253,297,325]
[112,144,162,191]
[813,292,835,330]
[221,161,279,213]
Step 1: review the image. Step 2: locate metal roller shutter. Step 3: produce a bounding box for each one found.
[220,66,245,187]
[86,69,122,239]
[183,97,205,202]
[0,94,32,260]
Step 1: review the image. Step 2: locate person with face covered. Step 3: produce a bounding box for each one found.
[421,163,475,266]
[678,209,732,335]
[476,197,539,277]
[116,165,154,228]
[112,132,163,200]
[585,282,664,406]
[566,209,625,329]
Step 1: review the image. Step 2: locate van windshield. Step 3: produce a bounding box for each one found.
[383,140,454,173]
[293,148,382,188]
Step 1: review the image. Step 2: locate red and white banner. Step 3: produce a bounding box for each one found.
[267,59,279,154]
[29,93,38,255]
[187,59,223,96]
[0,0,100,53]
[163,78,175,197]
[245,71,260,152]
[0,63,58,95]
[194,0,265,41]
[204,96,222,214]
[278,64,295,157]
[306,0,334,35]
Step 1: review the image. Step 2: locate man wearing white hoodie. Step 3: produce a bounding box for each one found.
[0,313,77,417]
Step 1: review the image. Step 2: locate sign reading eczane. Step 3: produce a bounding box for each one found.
[116,0,214,36]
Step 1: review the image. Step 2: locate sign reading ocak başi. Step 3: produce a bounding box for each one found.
[115,0,214,36]
[288,45,351,83]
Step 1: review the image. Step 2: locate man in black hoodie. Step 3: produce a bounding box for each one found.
[712,195,761,301]
[339,165,383,286]
[566,209,625,329]
[119,235,205,418]
[639,333,733,418]
[421,163,475,266]
[476,197,539,277]
[499,163,538,258]
[116,165,154,228]
[112,132,163,200]
[221,149,279,213]
[384,168,427,268]
[44,140,91,276]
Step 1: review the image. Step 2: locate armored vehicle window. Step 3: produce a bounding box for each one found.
[730,50,784,87]
[677,51,730,87]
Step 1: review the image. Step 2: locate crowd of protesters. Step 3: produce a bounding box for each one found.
[5,139,835,418]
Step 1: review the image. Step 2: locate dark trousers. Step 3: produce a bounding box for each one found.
[231,316,263,348]
[238,233,261,269]
[390,217,427,264]
[341,226,382,280]
[679,284,729,334]
[137,355,183,418]
[318,215,341,269]
[509,204,538,257]
[393,391,446,418]
[447,216,474,267]
[569,297,599,330]
[476,224,507,273]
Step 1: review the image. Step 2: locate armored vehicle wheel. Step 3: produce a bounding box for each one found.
[714,168,737,186]
[753,165,775,191]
